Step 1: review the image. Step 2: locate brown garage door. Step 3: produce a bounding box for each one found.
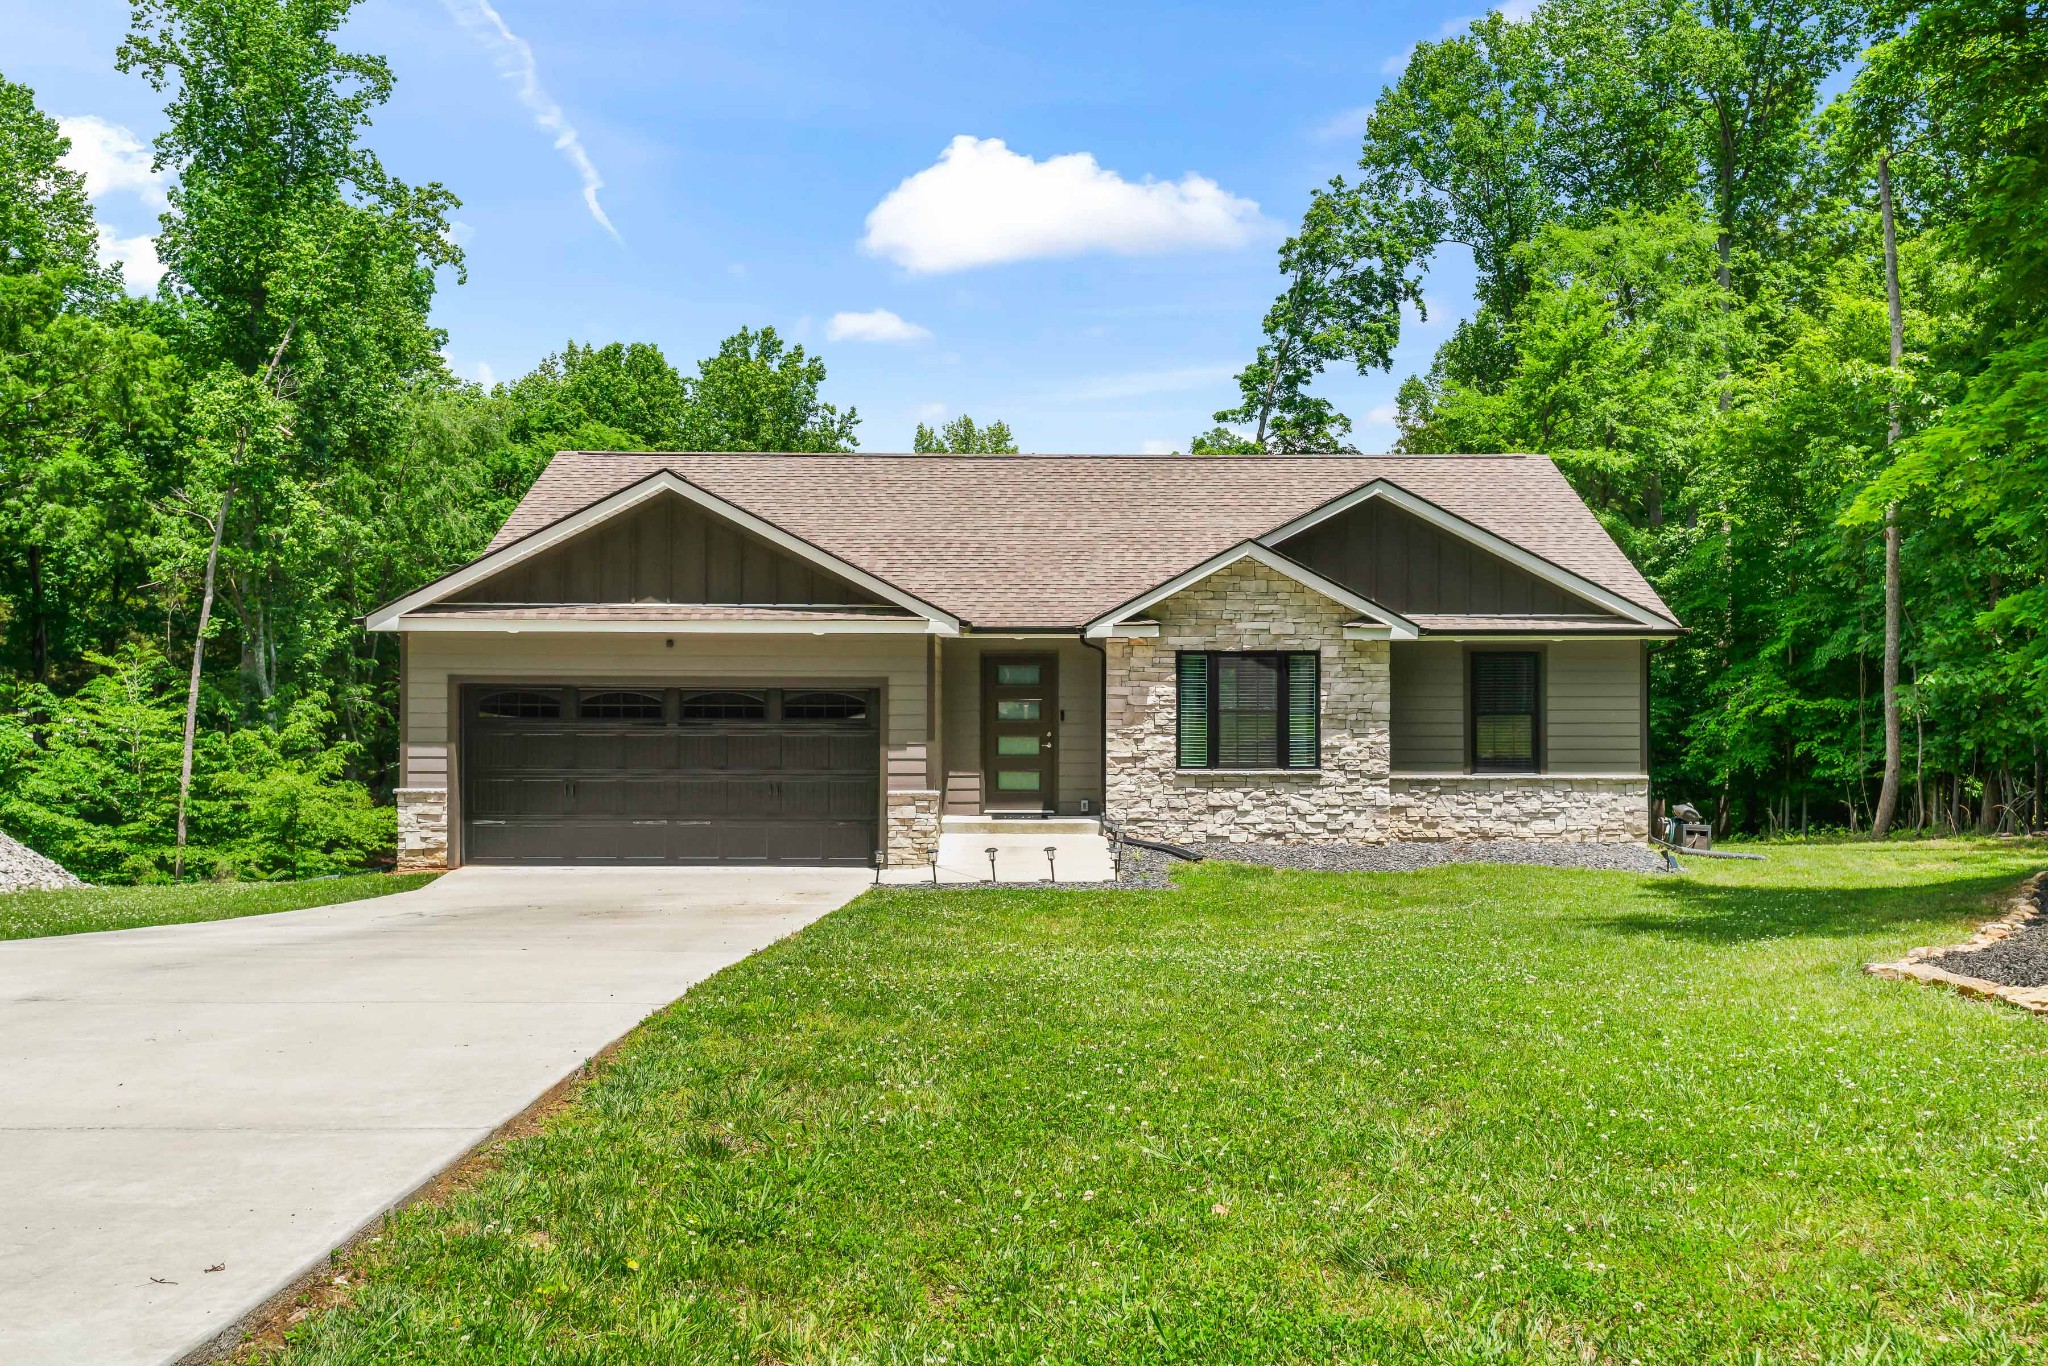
[460,685,880,864]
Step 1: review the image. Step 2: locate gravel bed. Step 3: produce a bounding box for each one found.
[1192,839,1671,875]
[1108,843,1179,889]
[1929,893,2048,988]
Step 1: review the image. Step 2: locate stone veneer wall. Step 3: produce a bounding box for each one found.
[1102,557,1648,846]
[1105,558,1394,844]
[1387,775,1647,842]
[886,789,941,865]
[395,788,449,872]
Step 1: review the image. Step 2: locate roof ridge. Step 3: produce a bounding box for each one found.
[559,450,1537,462]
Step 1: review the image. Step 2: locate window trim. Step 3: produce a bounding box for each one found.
[1176,650,1320,771]
[1468,649,1543,773]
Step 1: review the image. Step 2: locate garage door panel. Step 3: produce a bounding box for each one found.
[621,733,680,770]
[462,686,879,865]
[725,733,783,770]
[675,732,729,770]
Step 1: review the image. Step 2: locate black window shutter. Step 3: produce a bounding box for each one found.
[1284,653,1319,767]
[1177,653,1211,768]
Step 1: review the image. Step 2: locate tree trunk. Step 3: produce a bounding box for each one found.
[175,483,234,880]
[1978,768,1998,834]
[1872,153,1906,839]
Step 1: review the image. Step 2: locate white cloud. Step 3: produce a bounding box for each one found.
[862,135,1265,274]
[1364,402,1401,426]
[443,0,618,239]
[912,402,948,423]
[827,308,932,344]
[1054,362,1238,403]
[57,115,166,205]
[96,226,165,292]
[1139,438,1177,455]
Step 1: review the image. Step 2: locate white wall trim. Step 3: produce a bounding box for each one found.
[1083,542,1419,639]
[1389,771,1650,782]
[365,472,962,633]
[1414,631,1674,642]
[1256,479,1673,629]
[393,614,942,635]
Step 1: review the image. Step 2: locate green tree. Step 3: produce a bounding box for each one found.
[0,73,109,286]
[119,0,463,712]
[679,326,858,452]
[1212,180,1422,451]
[913,413,1017,453]
[0,75,182,686]
[506,340,691,450]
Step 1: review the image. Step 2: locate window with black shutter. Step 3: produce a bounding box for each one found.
[1176,651,1319,769]
[1470,651,1541,771]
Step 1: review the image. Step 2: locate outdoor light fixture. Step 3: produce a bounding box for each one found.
[985,847,998,883]
[1045,846,1058,883]
[872,849,884,886]
[929,853,939,886]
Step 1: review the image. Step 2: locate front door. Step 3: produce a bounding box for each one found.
[981,654,1057,813]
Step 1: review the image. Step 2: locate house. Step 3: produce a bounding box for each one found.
[366,452,1680,869]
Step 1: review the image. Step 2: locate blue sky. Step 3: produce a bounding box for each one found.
[5,0,1494,453]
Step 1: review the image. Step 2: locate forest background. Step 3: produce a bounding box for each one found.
[1,0,2041,880]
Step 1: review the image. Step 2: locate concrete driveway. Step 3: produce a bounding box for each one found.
[0,865,869,1365]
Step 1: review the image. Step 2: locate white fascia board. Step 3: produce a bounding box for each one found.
[1095,622,1160,639]
[1083,542,1419,640]
[1257,480,1673,629]
[1415,631,1674,642]
[1342,624,1394,640]
[364,471,961,633]
[392,615,944,635]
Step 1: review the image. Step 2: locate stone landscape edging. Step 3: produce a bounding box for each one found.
[1865,870,2048,1015]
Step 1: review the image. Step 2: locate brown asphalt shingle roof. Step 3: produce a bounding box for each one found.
[479,452,1677,630]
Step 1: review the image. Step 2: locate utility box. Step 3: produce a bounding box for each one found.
[1663,815,1712,850]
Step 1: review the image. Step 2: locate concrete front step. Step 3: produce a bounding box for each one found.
[882,821,1116,884]
[938,815,1102,837]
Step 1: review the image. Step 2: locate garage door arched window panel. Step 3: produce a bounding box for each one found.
[578,690,665,721]
[678,690,767,721]
[475,690,562,720]
[783,690,869,722]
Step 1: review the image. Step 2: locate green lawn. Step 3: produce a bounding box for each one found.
[265,841,2048,1365]
[0,871,438,941]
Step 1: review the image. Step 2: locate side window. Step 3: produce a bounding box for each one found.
[1470,652,1541,771]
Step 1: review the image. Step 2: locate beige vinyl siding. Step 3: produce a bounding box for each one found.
[1391,638,1643,773]
[1544,640,1643,772]
[1390,642,1466,771]
[400,633,931,856]
[939,637,1103,815]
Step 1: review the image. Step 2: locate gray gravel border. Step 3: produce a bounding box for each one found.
[1191,839,1671,874]
[1926,883,2048,988]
